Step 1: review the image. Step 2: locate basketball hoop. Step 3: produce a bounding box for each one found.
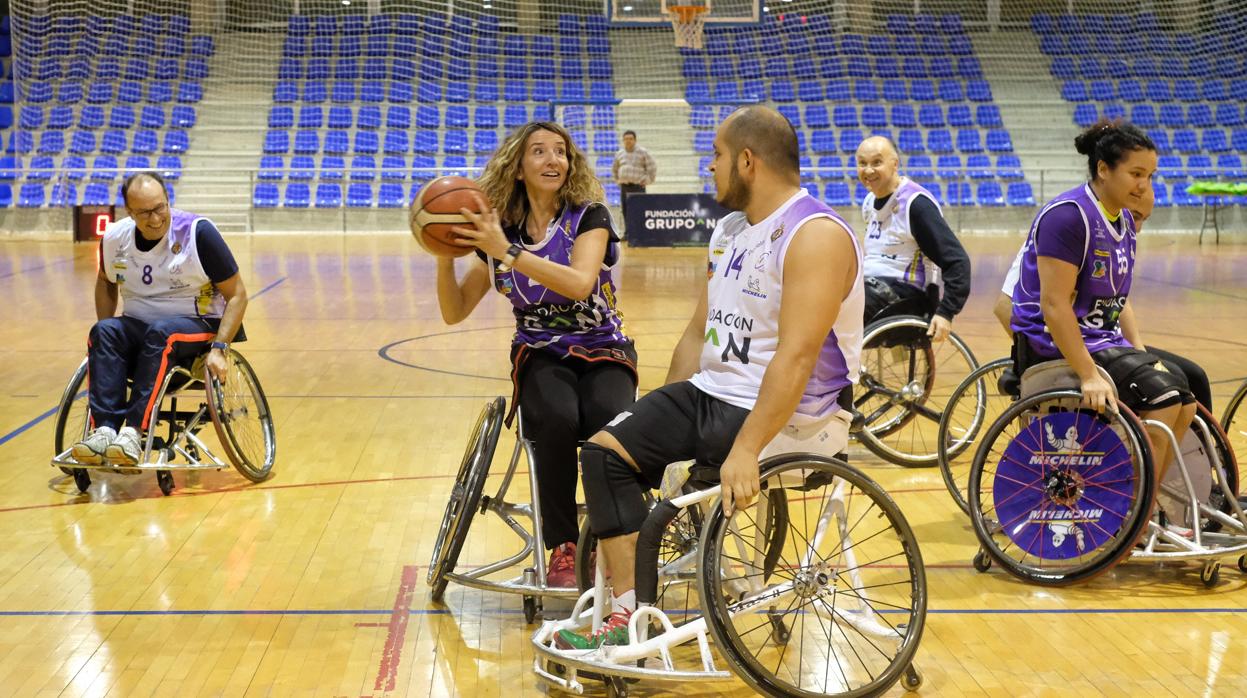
[668,5,708,50]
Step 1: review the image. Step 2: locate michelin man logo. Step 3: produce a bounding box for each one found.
[1045,422,1081,452]
[1048,522,1086,552]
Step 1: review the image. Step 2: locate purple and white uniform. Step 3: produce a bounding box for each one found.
[486,202,629,355]
[691,189,863,426]
[1011,184,1138,359]
[861,176,941,290]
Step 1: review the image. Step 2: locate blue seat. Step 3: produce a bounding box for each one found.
[412,156,438,182]
[976,181,1004,207]
[927,129,953,154]
[1159,104,1185,128]
[331,82,355,103]
[269,106,294,129]
[350,156,376,181]
[833,105,858,128]
[299,106,325,129]
[1216,154,1245,178]
[163,131,189,154]
[861,105,887,128]
[379,156,408,181]
[443,131,468,155]
[1233,129,1247,152]
[123,155,150,176]
[17,182,45,208]
[839,130,863,154]
[503,105,527,129]
[258,155,284,181]
[445,105,469,128]
[1148,130,1172,155]
[936,154,962,179]
[1173,129,1199,154]
[290,155,319,180]
[898,129,924,154]
[48,106,74,129]
[1129,104,1157,128]
[966,80,993,102]
[1188,104,1215,129]
[1187,155,1216,180]
[918,104,944,128]
[937,80,963,102]
[906,155,935,180]
[69,131,97,155]
[37,131,64,155]
[690,105,715,129]
[986,130,1013,153]
[1060,81,1088,102]
[997,155,1024,180]
[975,105,1003,127]
[473,105,499,129]
[910,79,936,102]
[442,155,469,178]
[82,182,112,206]
[354,131,379,155]
[1215,104,1242,128]
[27,155,55,180]
[176,83,202,104]
[294,130,320,155]
[320,131,347,155]
[770,81,795,102]
[1201,129,1229,153]
[1151,182,1171,208]
[805,105,831,129]
[814,156,844,180]
[347,183,373,207]
[15,106,39,129]
[693,132,715,154]
[388,83,413,103]
[63,155,87,181]
[965,154,992,179]
[273,81,297,103]
[416,105,439,129]
[101,130,128,155]
[315,183,342,208]
[413,132,438,155]
[474,131,499,154]
[1174,79,1199,102]
[823,182,852,207]
[383,131,409,156]
[378,182,406,208]
[90,155,118,181]
[1006,182,1035,206]
[956,130,983,153]
[387,106,412,130]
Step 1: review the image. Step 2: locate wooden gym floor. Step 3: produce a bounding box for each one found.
[1,232,1247,697]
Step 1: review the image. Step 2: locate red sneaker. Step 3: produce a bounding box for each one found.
[547,542,577,589]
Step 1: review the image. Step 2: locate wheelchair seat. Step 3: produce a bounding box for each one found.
[1018,359,1117,401]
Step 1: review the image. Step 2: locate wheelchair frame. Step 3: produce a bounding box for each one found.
[51,349,276,495]
[426,398,582,624]
[532,454,926,698]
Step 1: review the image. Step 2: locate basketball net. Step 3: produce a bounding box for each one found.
[668,5,708,50]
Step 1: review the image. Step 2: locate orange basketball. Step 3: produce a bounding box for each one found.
[410,176,487,258]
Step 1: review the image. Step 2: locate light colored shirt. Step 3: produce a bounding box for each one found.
[612,145,657,186]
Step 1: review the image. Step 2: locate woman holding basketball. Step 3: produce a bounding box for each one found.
[424,121,635,588]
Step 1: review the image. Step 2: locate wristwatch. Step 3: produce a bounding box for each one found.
[210,341,229,352]
[497,243,523,273]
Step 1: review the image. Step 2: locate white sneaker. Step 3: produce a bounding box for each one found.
[72,426,116,465]
[105,426,143,466]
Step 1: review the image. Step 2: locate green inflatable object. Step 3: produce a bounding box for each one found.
[1186,181,1247,195]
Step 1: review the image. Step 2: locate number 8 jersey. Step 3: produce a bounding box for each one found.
[100,209,226,324]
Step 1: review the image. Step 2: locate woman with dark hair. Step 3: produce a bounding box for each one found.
[426,121,636,588]
[1010,119,1196,499]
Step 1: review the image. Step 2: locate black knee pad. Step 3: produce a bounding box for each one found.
[1104,351,1193,410]
[580,442,648,539]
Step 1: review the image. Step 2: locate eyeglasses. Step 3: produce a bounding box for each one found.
[132,202,168,220]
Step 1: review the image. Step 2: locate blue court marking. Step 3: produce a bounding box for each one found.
[0,276,288,449]
[2,606,1246,618]
[378,327,514,382]
[0,256,77,281]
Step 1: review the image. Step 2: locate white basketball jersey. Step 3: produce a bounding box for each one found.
[861,177,941,290]
[101,213,225,324]
[690,190,863,424]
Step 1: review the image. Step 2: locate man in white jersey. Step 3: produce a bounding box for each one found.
[72,173,248,466]
[557,106,863,649]
[856,136,970,342]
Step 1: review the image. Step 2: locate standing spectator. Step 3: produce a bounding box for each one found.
[612,130,657,234]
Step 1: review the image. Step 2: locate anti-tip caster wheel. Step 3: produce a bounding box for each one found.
[72,468,91,494]
[1201,561,1221,588]
[156,469,174,496]
[902,664,923,691]
[973,549,992,573]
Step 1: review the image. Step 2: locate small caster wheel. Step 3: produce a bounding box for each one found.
[768,613,790,644]
[973,549,992,573]
[549,661,567,678]
[1237,554,1247,574]
[1201,561,1221,588]
[902,664,923,691]
[523,595,540,624]
[156,469,174,496]
[72,468,91,494]
[606,676,629,698]
[59,466,74,476]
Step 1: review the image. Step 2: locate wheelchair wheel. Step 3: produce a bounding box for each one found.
[856,316,978,467]
[699,454,926,697]
[53,358,91,476]
[1220,381,1247,492]
[427,397,505,602]
[968,390,1155,586]
[205,350,276,482]
[938,357,1014,516]
[1179,405,1240,534]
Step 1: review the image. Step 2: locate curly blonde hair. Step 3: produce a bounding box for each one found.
[475,121,605,228]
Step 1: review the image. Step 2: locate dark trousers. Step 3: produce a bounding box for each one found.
[87,315,219,432]
[619,183,646,232]
[517,350,636,549]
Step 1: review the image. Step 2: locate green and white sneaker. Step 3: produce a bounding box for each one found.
[555,611,631,650]
[72,426,116,465]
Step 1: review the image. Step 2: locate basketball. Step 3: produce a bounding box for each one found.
[411,176,487,258]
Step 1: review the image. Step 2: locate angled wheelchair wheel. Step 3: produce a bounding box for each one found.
[53,358,91,476]
[968,391,1155,586]
[856,316,978,467]
[206,350,276,482]
[1221,381,1247,492]
[938,357,1014,516]
[427,397,505,602]
[1175,405,1240,534]
[699,454,926,697]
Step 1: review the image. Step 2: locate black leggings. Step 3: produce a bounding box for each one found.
[517,350,636,549]
[1147,346,1212,413]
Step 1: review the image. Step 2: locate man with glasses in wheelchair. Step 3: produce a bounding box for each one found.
[557,106,863,649]
[72,172,248,467]
[854,136,970,340]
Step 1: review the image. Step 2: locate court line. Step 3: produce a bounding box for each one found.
[3,606,1246,618]
[0,256,77,281]
[0,276,287,450]
[373,565,419,692]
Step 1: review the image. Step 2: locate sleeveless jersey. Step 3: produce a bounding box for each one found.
[689,190,864,424]
[100,209,226,324]
[1010,184,1137,358]
[861,177,941,291]
[488,203,629,354]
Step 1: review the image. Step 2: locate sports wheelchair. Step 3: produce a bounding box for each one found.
[532,454,927,698]
[959,359,1247,587]
[426,397,585,623]
[51,348,276,495]
[854,293,980,467]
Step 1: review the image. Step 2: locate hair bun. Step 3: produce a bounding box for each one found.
[1074,119,1117,156]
